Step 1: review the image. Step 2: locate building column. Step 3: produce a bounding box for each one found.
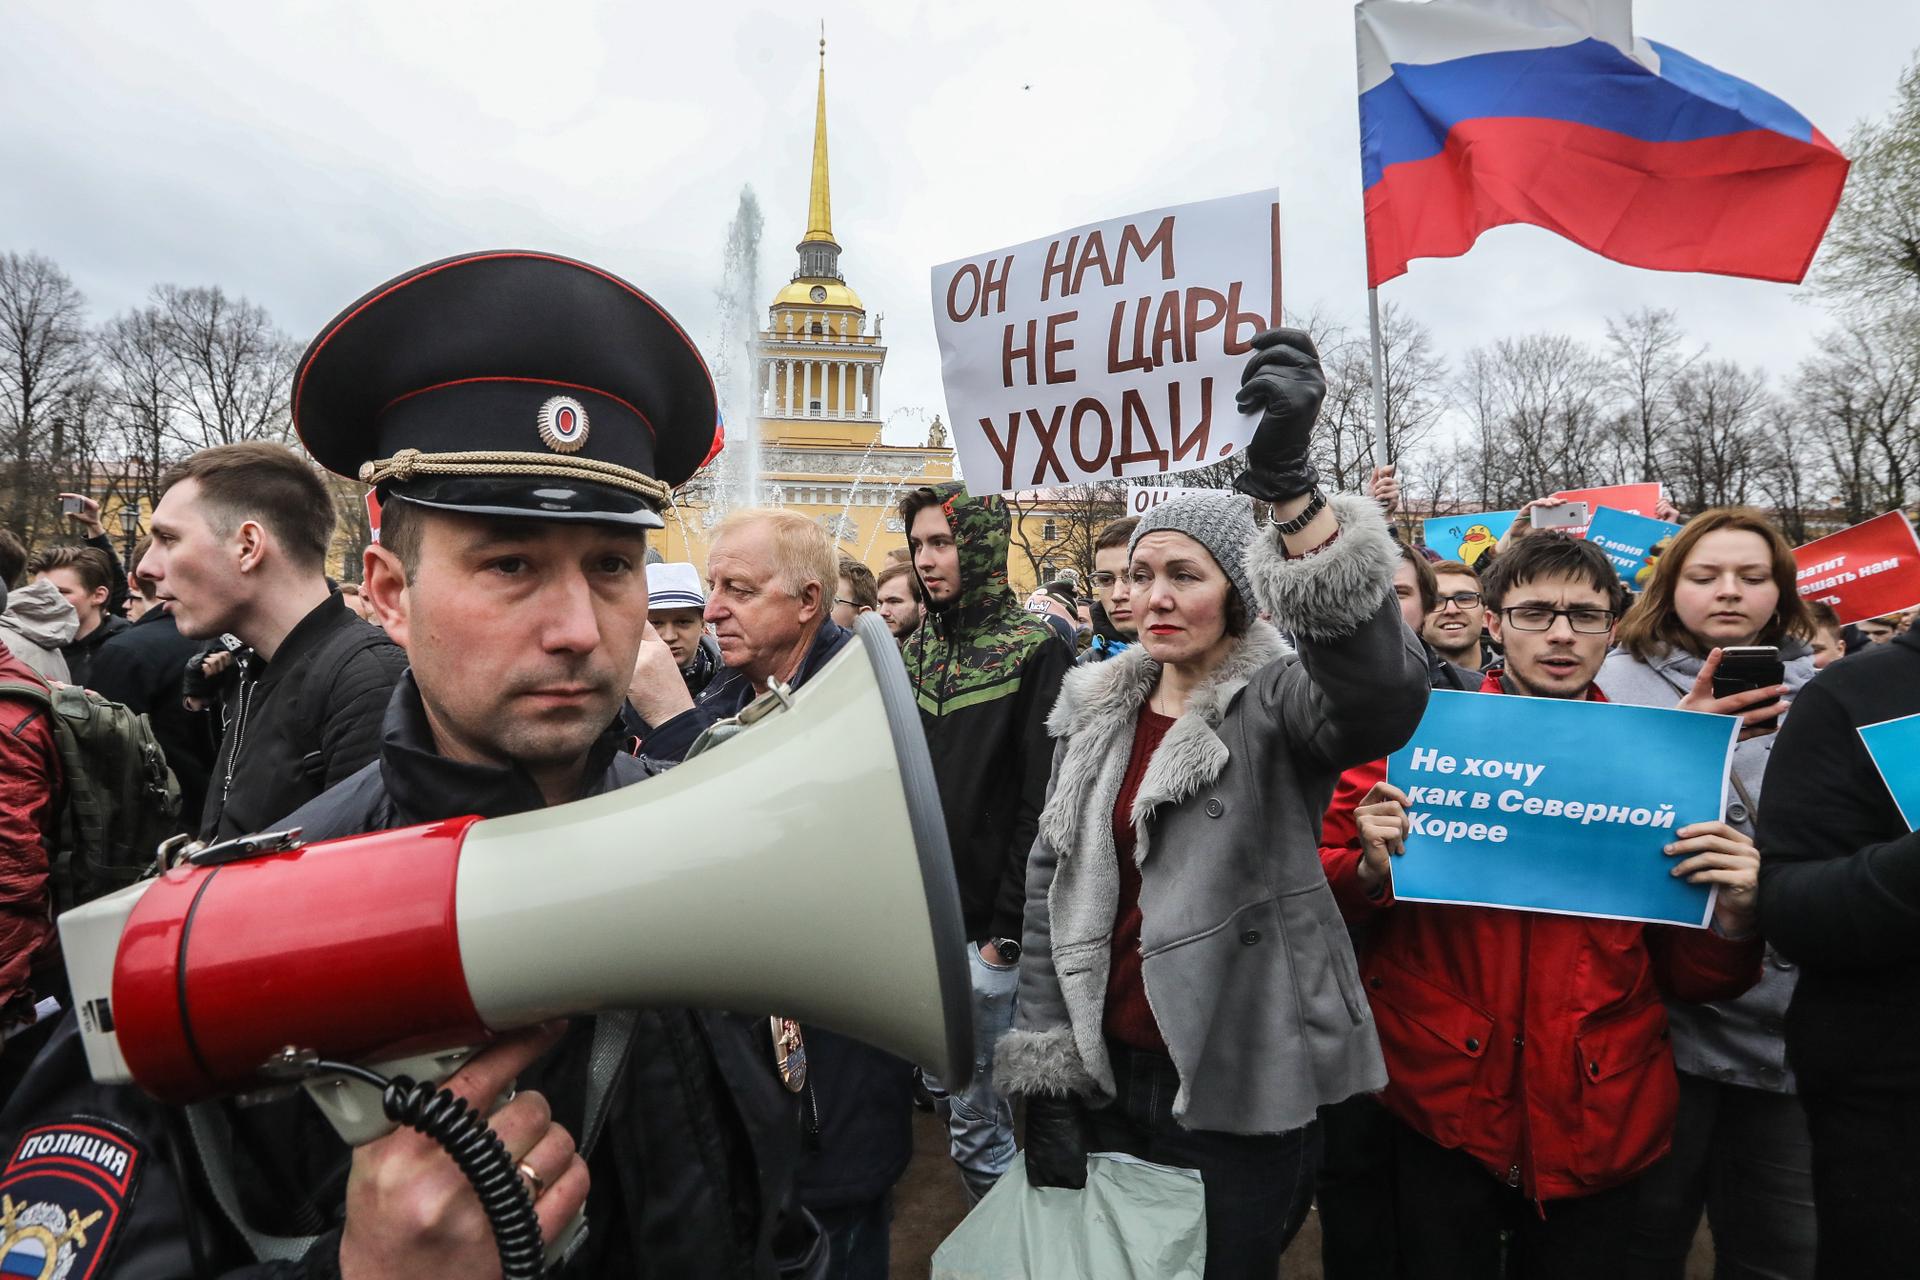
[837,361,848,418]
[870,364,882,419]
[785,360,796,415]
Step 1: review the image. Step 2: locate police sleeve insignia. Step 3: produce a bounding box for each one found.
[1,1119,142,1279]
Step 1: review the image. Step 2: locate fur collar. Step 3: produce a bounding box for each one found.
[1038,621,1291,852]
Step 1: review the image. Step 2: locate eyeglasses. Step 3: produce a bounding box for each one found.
[1090,572,1119,588]
[1499,605,1616,633]
[834,598,858,609]
[1433,591,1483,611]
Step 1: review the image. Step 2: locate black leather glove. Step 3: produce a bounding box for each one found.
[1232,327,1327,502]
[1022,1094,1089,1190]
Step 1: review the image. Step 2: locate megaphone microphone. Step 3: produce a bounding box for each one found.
[56,613,973,1273]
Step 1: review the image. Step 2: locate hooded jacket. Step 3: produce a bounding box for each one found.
[0,579,77,684]
[903,483,1074,942]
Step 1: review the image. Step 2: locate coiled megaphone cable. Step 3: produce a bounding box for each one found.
[313,1060,545,1279]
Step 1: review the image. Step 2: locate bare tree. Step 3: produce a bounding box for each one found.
[154,284,299,451]
[1797,303,1920,522]
[1750,400,1827,544]
[1664,359,1771,511]
[0,252,91,543]
[1457,334,1610,506]
[1604,306,1698,483]
[96,303,178,510]
[1005,483,1125,587]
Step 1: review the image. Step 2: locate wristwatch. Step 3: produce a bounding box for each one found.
[986,937,1022,964]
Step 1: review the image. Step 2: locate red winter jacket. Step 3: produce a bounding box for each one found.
[0,644,60,1022]
[1317,670,1762,1201]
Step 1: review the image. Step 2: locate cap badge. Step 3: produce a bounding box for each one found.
[536,395,590,453]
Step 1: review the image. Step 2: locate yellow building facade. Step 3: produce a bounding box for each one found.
[653,40,954,574]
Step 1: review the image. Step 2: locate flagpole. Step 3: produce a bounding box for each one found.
[1366,286,1389,471]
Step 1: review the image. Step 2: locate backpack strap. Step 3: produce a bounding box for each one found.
[184,1102,323,1263]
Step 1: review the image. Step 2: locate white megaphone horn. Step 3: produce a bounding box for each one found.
[58,613,974,1130]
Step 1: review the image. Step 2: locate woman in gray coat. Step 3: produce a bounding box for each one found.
[994,476,1429,1277]
[1597,506,1818,1279]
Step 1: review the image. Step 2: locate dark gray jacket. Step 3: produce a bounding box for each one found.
[1598,642,1816,1093]
[996,495,1429,1135]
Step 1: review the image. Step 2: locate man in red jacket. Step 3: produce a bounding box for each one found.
[1318,533,1763,1280]
[0,634,62,1100]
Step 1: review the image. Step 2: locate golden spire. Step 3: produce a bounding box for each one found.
[803,24,837,247]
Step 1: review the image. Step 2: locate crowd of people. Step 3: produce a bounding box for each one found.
[0,251,1914,1280]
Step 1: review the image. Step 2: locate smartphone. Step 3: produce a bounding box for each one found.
[1713,646,1785,711]
[1530,501,1590,530]
[60,495,82,517]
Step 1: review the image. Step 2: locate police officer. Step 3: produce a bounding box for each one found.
[0,251,824,1278]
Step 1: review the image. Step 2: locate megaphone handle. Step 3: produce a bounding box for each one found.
[311,1058,552,1280]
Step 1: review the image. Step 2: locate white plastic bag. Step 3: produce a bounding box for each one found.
[930,1151,1207,1280]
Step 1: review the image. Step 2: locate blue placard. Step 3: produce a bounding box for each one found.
[1385,690,1739,926]
[1586,507,1684,590]
[1422,510,1518,567]
[1860,712,1920,830]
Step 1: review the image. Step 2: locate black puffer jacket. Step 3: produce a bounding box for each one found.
[200,594,406,841]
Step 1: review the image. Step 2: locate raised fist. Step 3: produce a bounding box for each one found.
[1232,328,1326,502]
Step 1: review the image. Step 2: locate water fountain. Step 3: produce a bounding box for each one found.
[707,185,766,522]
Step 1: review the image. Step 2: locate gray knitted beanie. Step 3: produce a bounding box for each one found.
[1128,492,1259,613]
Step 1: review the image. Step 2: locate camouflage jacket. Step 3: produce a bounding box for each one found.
[904,482,1074,941]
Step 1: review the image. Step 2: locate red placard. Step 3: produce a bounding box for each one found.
[365,490,382,545]
[1794,512,1920,626]
[1547,483,1663,539]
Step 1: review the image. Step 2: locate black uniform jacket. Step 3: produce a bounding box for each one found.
[0,674,823,1278]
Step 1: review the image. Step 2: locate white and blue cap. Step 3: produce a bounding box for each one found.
[646,561,706,611]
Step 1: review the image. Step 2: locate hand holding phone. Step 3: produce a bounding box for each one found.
[1682,647,1790,740]
[1529,500,1589,531]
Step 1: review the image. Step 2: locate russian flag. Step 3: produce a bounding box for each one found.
[1358,0,1849,288]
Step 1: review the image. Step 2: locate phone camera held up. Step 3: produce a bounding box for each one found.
[1713,646,1785,714]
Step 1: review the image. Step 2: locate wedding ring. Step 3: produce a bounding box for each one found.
[518,1162,546,1198]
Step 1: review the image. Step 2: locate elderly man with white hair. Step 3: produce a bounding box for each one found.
[627,508,915,1280]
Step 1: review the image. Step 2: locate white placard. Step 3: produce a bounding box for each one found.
[1126,485,1219,516]
[931,190,1282,495]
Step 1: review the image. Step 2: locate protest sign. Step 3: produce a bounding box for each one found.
[365,490,382,544]
[931,190,1282,495]
[1545,483,1663,539]
[1385,690,1737,927]
[1422,510,1517,566]
[1859,712,1920,830]
[1586,507,1683,590]
[1126,485,1218,517]
[1793,511,1920,626]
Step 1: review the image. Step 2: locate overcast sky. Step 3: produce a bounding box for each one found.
[4,1,1915,451]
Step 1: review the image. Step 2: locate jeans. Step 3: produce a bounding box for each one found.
[921,942,1018,1204]
[1627,1072,1816,1280]
[1082,1041,1320,1280]
[1799,1087,1920,1280]
[1386,1110,1641,1280]
[1315,1094,1400,1280]
[810,1193,891,1280]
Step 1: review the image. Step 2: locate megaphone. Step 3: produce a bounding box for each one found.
[58,612,973,1126]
